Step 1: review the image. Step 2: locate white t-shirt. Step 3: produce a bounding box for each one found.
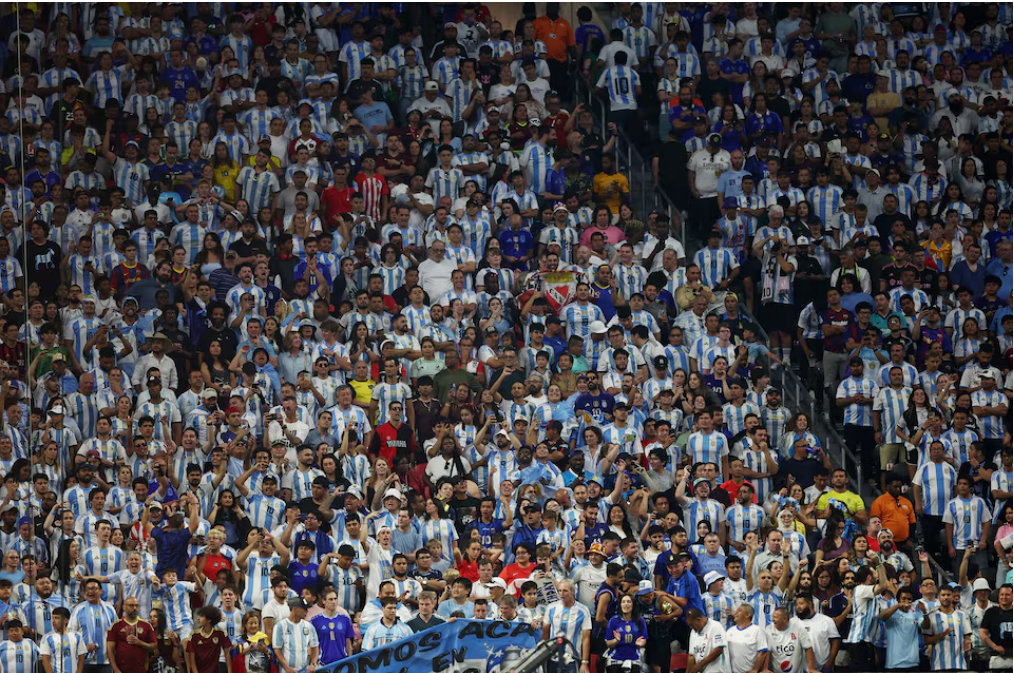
[726,623,768,673]
[689,619,731,673]
[688,148,732,198]
[796,612,840,669]
[765,619,812,673]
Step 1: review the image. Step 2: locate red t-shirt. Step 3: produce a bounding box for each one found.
[499,562,535,586]
[456,558,480,582]
[321,185,354,227]
[186,629,230,673]
[108,618,156,673]
[719,479,757,504]
[200,553,232,581]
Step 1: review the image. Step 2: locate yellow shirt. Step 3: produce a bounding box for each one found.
[212,161,240,202]
[349,379,375,406]
[817,490,866,519]
[593,171,629,214]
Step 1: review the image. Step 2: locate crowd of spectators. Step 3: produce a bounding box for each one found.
[0,2,1009,673]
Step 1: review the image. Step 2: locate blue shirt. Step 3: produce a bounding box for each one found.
[353,101,393,132]
[150,527,192,578]
[160,67,201,101]
[986,258,1012,299]
[667,569,704,619]
[716,168,751,199]
[497,228,535,267]
[884,605,923,668]
[311,612,354,664]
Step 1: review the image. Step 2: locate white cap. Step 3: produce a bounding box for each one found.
[424,81,439,92]
[636,580,654,596]
[796,235,811,246]
[703,571,724,587]
[866,168,880,178]
[589,321,608,335]
[495,428,510,439]
[972,578,992,593]
[383,488,403,501]
[489,577,507,590]
[780,69,794,78]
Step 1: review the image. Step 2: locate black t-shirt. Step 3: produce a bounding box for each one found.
[197,325,240,362]
[780,457,823,490]
[880,265,911,292]
[917,267,939,294]
[449,495,481,532]
[981,605,1013,656]
[26,240,63,296]
[477,62,500,94]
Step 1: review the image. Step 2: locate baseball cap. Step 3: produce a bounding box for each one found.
[703,571,724,588]
[148,501,163,511]
[796,235,811,246]
[780,69,794,78]
[490,577,507,590]
[707,132,722,146]
[287,596,308,610]
[201,389,218,400]
[146,376,162,387]
[723,196,738,208]
[636,580,654,596]
[424,81,439,91]
[383,488,403,501]
[692,477,711,489]
[589,321,608,335]
[877,132,891,141]
[16,516,31,527]
[553,202,568,213]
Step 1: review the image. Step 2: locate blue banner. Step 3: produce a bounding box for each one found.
[321,620,541,673]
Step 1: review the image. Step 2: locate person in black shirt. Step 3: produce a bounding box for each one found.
[229,220,271,263]
[428,24,467,64]
[25,221,62,299]
[447,478,481,532]
[197,301,240,363]
[980,585,1013,668]
[476,45,500,94]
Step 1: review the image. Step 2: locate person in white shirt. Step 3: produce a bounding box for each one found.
[793,593,841,670]
[687,608,731,673]
[725,604,768,673]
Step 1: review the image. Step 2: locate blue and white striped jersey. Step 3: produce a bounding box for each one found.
[926,609,971,671]
[273,618,321,669]
[912,461,957,516]
[68,601,117,665]
[596,65,640,111]
[836,376,878,427]
[942,495,990,548]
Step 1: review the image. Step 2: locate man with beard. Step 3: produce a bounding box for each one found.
[107,596,157,673]
[794,593,841,671]
[125,260,178,311]
[573,370,615,424]
[196,301,239,363]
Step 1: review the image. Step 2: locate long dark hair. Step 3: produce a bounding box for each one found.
[54,538,79,586]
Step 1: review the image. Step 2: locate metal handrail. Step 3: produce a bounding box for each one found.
[738,307,863,493]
